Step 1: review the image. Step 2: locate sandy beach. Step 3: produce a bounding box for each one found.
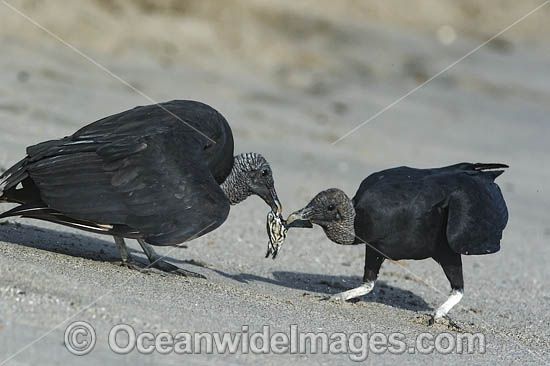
[0,1,549,364]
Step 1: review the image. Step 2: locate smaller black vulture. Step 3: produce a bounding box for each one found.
[0,100,282,278]
[286,163,508,322]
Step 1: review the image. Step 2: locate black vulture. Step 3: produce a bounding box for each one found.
[0,100,282,277]
[286,163,508,321]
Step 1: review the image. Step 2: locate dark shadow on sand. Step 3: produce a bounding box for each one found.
[0,222,185,266]
[1,222,430,312]
[212,269,431,312]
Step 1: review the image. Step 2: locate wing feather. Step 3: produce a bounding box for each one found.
[446,174,508,255]
[22,101,232,245]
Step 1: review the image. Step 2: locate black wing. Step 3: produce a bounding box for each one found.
[354,163,509,197]
[352,163,508,255]
[445,172,508,255]
[28,100,234,184]
[2,100,233,245]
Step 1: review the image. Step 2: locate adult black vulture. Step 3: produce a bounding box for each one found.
[0,100,282,278]
[286,163,508,322]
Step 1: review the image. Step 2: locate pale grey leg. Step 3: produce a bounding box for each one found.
[137,239,205,279]
[114,236,130,262]
[427,289,464,328]
[323,281,376,303]
[113,236,147,272]
[434,289,463,319]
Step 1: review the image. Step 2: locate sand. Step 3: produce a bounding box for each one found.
[0,1,549,364]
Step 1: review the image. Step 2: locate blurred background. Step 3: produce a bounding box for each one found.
[0,1,549,364]
[1,0,548,236]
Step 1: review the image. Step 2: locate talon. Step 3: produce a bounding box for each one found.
[318,294,346,303]
[429,313,447,326]
[150,259,206,279]
[428,314,459,329]
[330,294,346,303]
[112,260,150,274]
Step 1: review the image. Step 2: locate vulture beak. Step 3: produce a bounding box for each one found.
[254,184,282,214]
[269,187,282,215]
[286,207,313,226]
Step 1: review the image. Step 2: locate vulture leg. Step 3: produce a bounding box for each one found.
[430,247,464,325]
[328,281,375,303]
[137,239,206,279]
[113,236,148,273]
[326,246,385,303]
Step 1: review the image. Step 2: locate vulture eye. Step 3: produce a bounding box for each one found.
[261,169,270,177]
[327,204,336,211]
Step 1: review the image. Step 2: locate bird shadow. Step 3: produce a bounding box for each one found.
[0,221,122,260]
[213,269,431,312]
[1,222,430,312]
[0,221,181,266]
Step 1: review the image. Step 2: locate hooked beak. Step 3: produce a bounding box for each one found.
[269,187,282,214]
[286,207,313,225]
[255,185,282,214]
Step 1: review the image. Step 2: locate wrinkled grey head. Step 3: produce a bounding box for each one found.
[286,188,355,245]
[220,153,281,213]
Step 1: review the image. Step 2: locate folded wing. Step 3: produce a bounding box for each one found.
[14,102,231,245]
[446,173,508,255]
